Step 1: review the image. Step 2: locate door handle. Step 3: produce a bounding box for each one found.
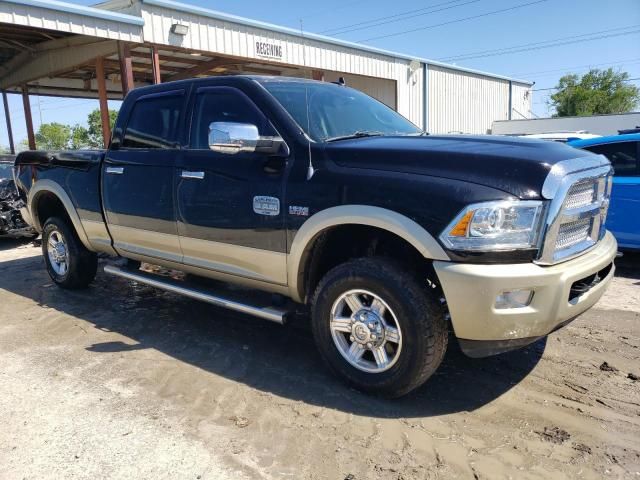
[181,171,205,180]
[105,166,124,175]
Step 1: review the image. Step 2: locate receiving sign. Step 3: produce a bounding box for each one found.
[255,41,283,60]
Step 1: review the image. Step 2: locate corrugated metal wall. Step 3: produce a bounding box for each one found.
[140,3,424,128]
[142,4,397,79]
[396,61,424,129]
[322,71,397,109]
[510,82,532,121]
[427,65,511,134]
[0,3,142,41]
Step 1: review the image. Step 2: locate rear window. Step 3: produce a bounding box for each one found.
[585,141,639,176]
[122,92,183,149]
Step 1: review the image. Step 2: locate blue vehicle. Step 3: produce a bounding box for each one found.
[569,133,640,250]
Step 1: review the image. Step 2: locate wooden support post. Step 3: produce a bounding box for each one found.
[21,86,35,150]
[95,57,112,148]
[117,41,134,96]
[1,90,15,154]
[311,70,324,81]
[151,45,161,84]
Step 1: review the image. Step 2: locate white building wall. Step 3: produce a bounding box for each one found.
[510,82,533,120]
[396,61,424,129]
[139,3,425,128]
[322,71,397,109]
[427,65,510,134]
[492,112,640,136]
[0,2,142,41]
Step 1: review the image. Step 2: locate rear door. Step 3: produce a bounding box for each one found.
[102,89,186,262]
[585,140,640,248]
[176,85,288,285]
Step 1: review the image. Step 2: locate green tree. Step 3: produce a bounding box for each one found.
[87,108,118,148]
[35,122,71,150]
[550,68,640,117]
[70,124,89,149]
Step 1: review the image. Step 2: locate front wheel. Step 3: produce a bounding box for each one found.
[311,257,448,398]
[42,216,97,289]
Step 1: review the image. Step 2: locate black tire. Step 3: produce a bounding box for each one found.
[42,216,97,289]
[311,257,448,398]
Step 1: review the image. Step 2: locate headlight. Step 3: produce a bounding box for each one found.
[440,200,544,251]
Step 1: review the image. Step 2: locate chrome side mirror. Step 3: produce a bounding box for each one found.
[208,122,259,154]
[208,122,289,156]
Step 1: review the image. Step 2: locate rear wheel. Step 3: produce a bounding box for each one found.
[42,216,97,289]
[311,257,448,398]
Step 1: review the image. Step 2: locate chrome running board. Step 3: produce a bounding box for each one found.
[104,264,288,324]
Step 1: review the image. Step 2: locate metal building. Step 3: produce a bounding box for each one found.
[492,112,640,136]
[0,0,532,152]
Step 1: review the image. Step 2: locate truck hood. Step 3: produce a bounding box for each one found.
[323,135,596,199]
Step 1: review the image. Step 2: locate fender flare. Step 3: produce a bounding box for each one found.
[28,179,93,251]
[286,205,450,302]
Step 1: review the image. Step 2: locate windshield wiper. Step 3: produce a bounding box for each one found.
[325,131,385,142]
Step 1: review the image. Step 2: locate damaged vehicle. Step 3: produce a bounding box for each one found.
[0,155,35,239]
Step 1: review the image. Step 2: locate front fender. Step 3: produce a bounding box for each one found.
[286,205,450,302]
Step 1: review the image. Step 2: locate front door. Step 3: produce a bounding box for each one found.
[102,89,186,262]
[176,86,288,285]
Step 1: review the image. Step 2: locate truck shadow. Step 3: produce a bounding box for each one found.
[0,237,37,252]
[617,250,640,281]
[0,254,546,419]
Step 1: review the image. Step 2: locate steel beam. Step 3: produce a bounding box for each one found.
[118,41,135,96]
[151,45,162,84]
[95,57,112,148]
[1,90,15,154]
[21,86,35,150]
[168,58,237,82]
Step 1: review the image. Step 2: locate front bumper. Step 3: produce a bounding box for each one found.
[434,231,617,357]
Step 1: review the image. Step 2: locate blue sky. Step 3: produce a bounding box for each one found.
[2,0,639,148]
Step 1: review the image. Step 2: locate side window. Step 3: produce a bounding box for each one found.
[190,89,276,149]
[585,142,639,176]
[122,93,183,149]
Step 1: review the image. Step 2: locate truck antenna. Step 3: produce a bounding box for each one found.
[300,19,315,180]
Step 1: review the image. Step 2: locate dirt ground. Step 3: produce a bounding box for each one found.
[0,239,638,480]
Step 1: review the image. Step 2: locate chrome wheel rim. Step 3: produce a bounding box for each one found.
[330,289,403,373]
[47,230,69,276]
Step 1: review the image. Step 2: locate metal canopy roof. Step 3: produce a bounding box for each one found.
[0,23,305,99]
[3,0,144,25]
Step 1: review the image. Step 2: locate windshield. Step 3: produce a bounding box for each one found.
[258,80,422,142]
[0,163,13,180]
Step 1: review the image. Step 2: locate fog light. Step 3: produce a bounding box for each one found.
[495,289,534,309]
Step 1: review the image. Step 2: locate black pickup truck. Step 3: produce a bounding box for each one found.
[14,76,617,397]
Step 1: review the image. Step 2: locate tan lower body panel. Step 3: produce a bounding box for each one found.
[179,236,287,286]
[109,224,183,264]
[107,224,288,292]
[434,232,617,342]
[81,220,117,255]
[121,251,291,298]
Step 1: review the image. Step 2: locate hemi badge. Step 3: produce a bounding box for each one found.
[289,206,309,217]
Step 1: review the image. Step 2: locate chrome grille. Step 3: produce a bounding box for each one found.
[536,156,613,265]
[556,218,592,251]
[565,181,597,210]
